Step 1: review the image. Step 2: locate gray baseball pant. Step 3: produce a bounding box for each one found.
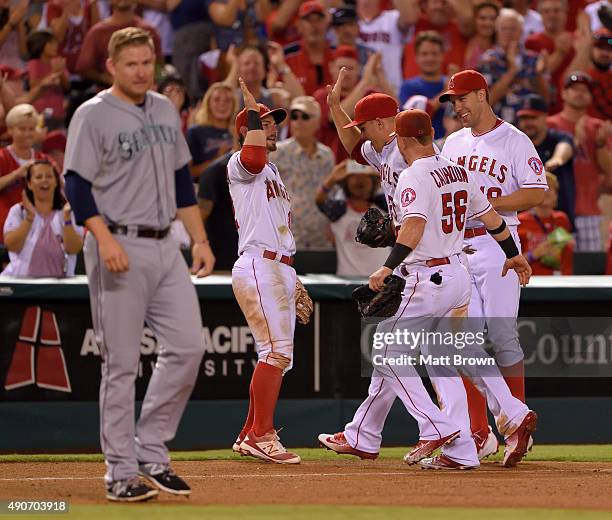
[84,232,204,485]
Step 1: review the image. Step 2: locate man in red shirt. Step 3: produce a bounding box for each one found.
[0,105,48,243]
[284,1,334,96]
[402,0,472,79]
[518,172,574,275]
[525,0,575,113]
[547,72,612,251]
[587,29,612,122]
[75,0,162,87]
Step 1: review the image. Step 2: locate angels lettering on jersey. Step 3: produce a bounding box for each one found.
[441,120,547,226]
[227,151,295,256]
[353,136,406,224]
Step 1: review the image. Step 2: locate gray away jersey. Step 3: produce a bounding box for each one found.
[63,90,192,229]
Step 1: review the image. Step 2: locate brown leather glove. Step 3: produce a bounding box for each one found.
[295,278,313,325]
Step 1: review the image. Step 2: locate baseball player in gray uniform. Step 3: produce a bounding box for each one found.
[64,28,215,502]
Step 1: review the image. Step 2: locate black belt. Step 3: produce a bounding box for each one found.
[108,225,170,239]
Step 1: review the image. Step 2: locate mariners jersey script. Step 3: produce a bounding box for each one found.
[227,151,296,256]
[394,154,492,265]
[441,119,547,227]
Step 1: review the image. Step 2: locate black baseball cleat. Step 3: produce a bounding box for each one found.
[106,477,159,502]
[138,463,191,495]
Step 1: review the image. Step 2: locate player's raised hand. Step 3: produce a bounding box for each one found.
[239,77,259,112]
[99,235,129,273]
[502,255,532,287]
[326,67,346,108]
[191,241,216,278]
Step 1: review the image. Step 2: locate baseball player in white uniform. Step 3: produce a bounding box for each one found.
[320,109,537,468]
[322,70,529,465]
[439,70,547,460]
[229,79,310,464]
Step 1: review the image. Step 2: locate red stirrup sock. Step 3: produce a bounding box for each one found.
[251,361,283,437]
[462,376,489,435]
[500,360,525,402]
[240,381,255,439]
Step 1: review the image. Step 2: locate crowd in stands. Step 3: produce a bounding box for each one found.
[0,0,610,277]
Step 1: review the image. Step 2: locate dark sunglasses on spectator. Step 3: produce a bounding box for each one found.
[290,110,311,121]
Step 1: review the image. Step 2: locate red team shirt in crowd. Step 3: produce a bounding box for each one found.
[441,119,548,227]
[587,66,612,121]
[26,59,69,120]
[547,113,612,216]
[226,151,296,256]
[46,0,95,73]
[284,41,334,96]
[402,16,467,79]
[0,148,47,242]
[75,17,163,77]
[518,210,574,275]
[525,32,575,113]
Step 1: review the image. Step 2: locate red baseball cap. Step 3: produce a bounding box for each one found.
[438,70,488,103]
[298,0,325,18]
[343,93,399,128]
[235,104,287,136]
[332,45,359,61]
[394,109,432,138]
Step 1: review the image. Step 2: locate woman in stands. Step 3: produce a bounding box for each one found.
[2,159,83,277]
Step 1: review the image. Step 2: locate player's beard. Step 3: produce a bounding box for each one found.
[266,140,277,152]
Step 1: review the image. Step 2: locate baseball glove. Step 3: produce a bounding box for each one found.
[295,278,314,325]
[352,275,406,318]
[355,208,396,248]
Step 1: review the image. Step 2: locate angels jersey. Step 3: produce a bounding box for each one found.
[394,154,492,265]
[441,119,547,226]
[227,151,296,256]
[354,136,440,224]
[358,10,412,92]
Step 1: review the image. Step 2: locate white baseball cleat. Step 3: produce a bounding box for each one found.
[318,432,379,460]
[403,431,460,465]
[232,433,249,456]
[419,454,478,470]
[474,426,499,460]
[503,411,538,467]
[239,430,301,464]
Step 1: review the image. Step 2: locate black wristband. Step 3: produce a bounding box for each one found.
[487,220,507,235]
[383,243,413,270]
[247,109,263,130]
[498,235,519,259]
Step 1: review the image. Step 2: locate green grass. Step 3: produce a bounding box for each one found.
[13,505,612,520]
[2,445,612,464]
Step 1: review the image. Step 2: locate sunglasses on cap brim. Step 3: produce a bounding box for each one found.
[290,110,312,121]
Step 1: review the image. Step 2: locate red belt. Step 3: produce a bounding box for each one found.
[464,227,487,239]
[400,257,450,277]
[263,249,294,266]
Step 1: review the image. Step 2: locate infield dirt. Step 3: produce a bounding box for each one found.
[1,459,611,510]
